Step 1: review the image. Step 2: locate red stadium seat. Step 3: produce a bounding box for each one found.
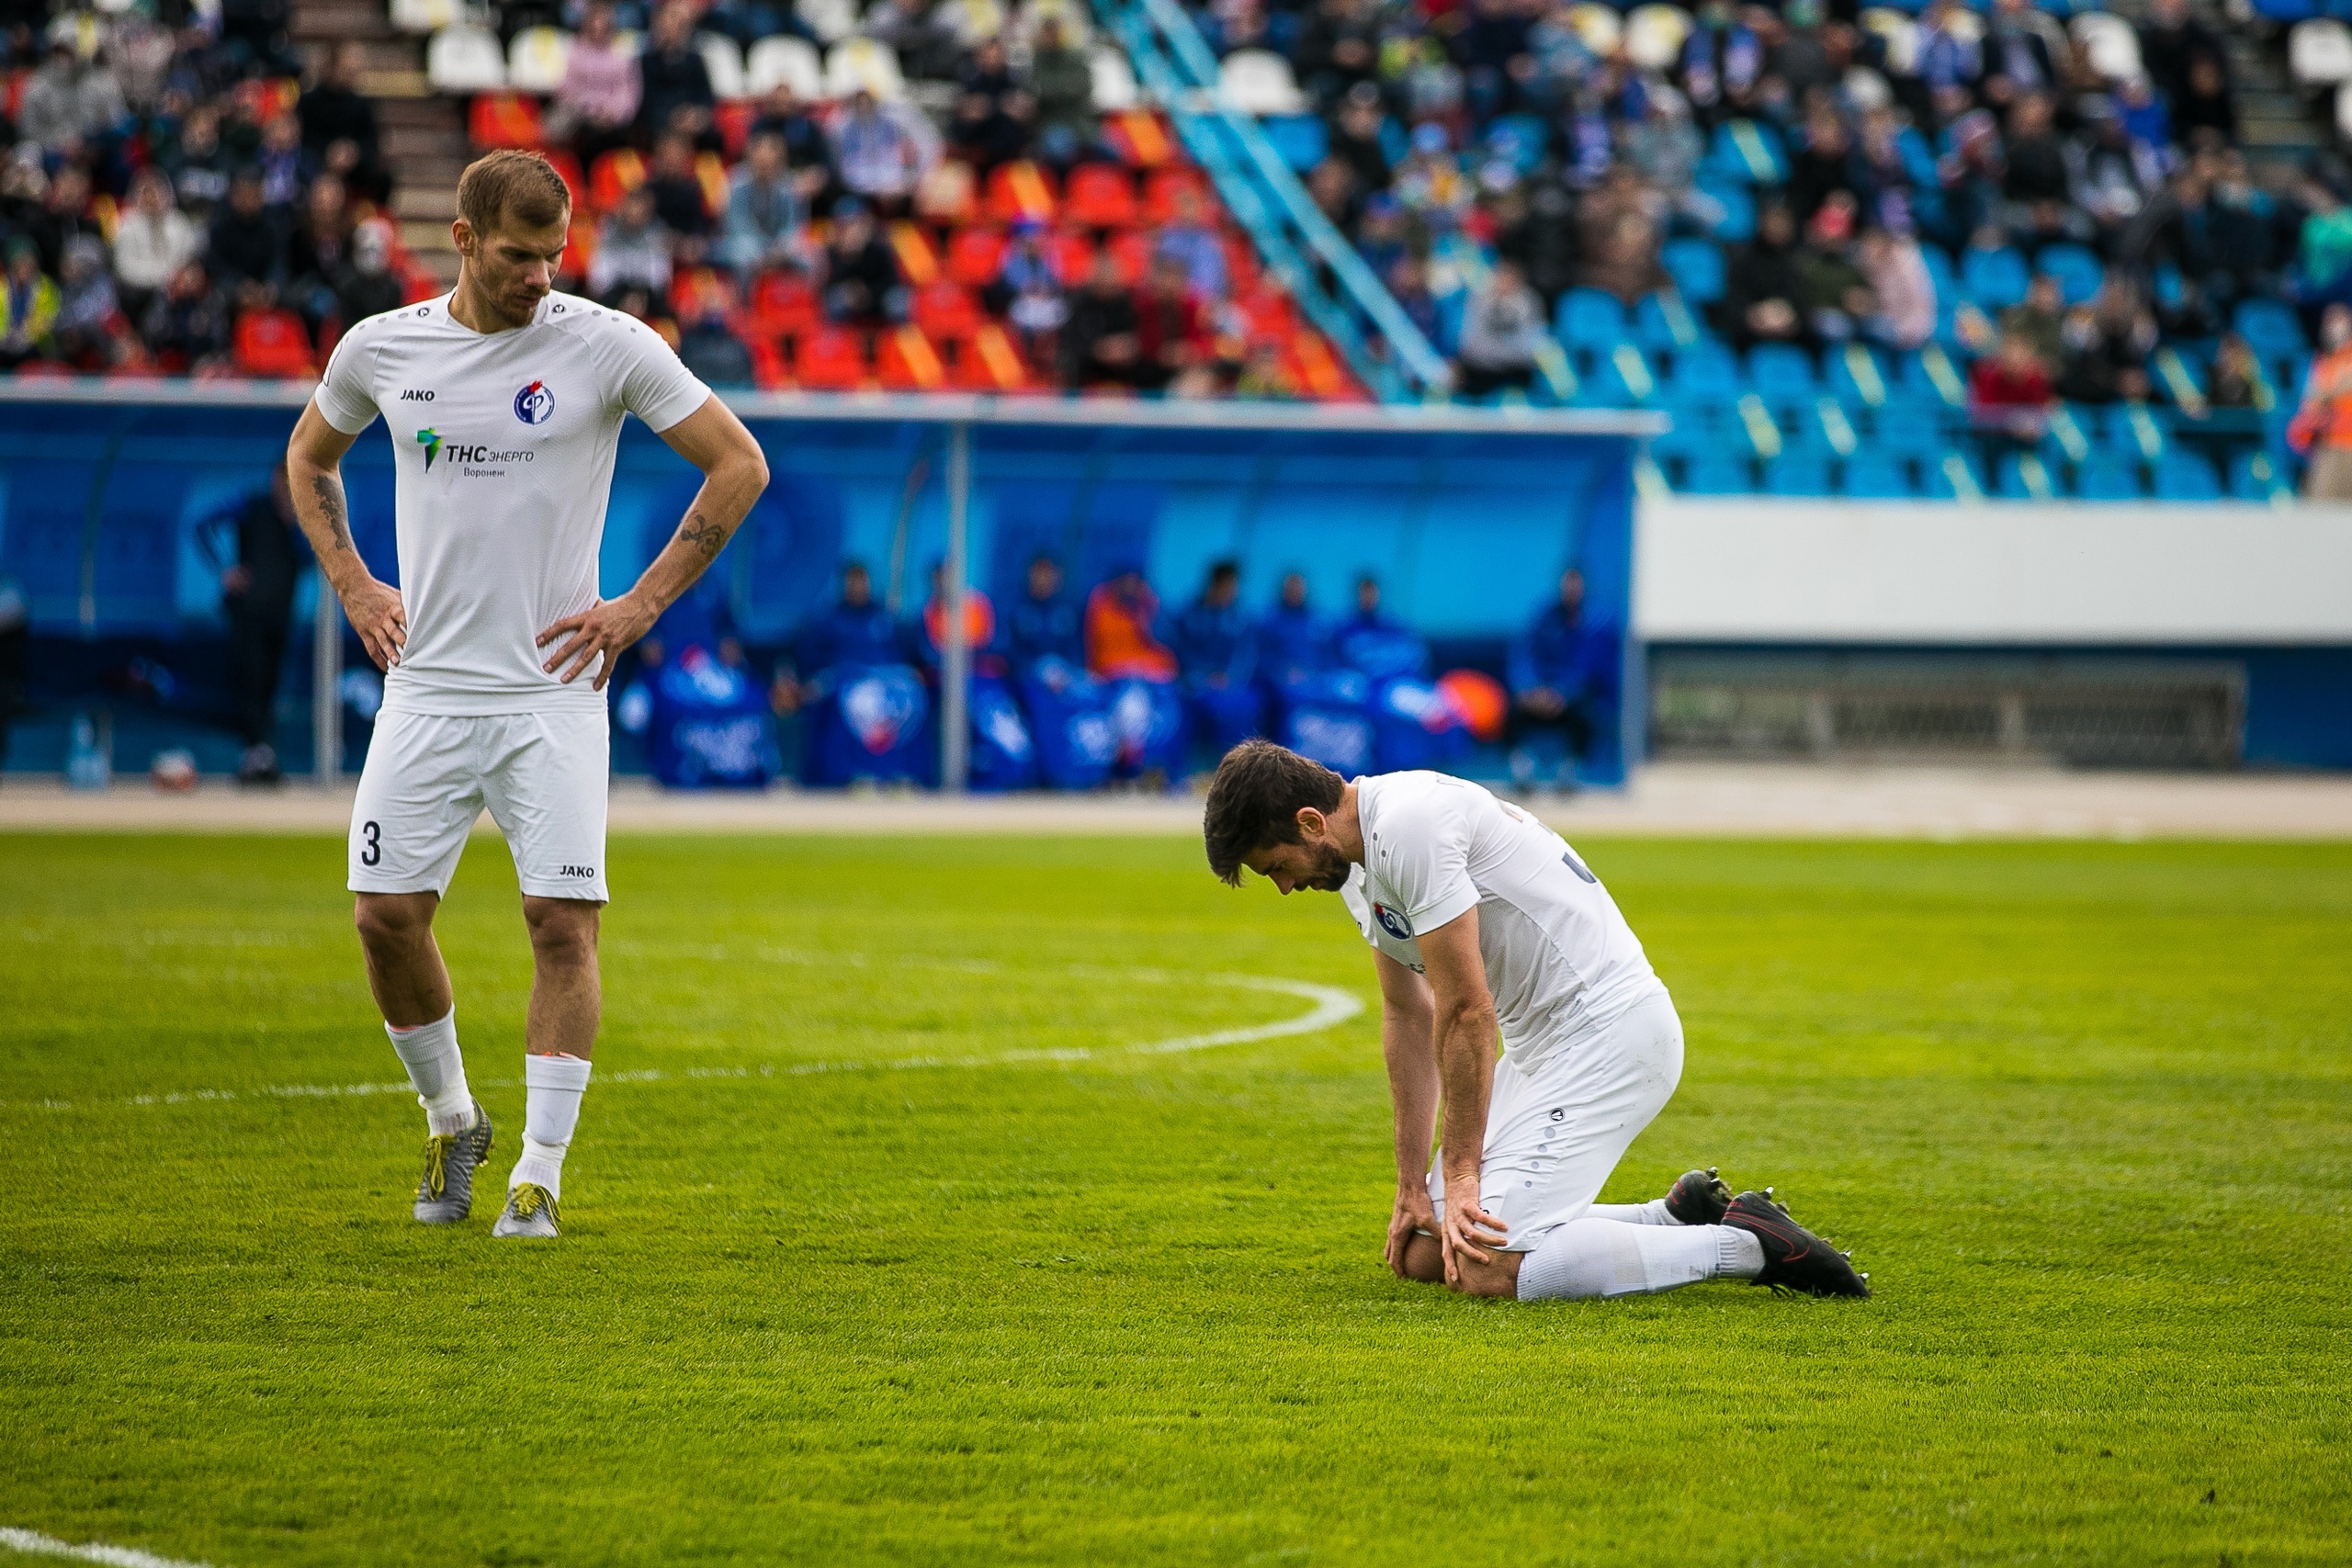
[749,336,788,389]
[745,271,820,341]
[588,149,648,214]
[888,220,940,287]
[1142,166,1209,225]
[875,326,949,391]
[1046,230,1095,286]
[951,323,1027,391]
[545,152,587,211]
[713,100,756,158]
[669,266,740,322]
[469,92,546,150]
[791,325,868,390]
[910,280,980,343]
[232,308,315,378]
[693,151,729,220]
[1102,109,1176,168]
[1061,164,1137,230]
[1103,228,1151,287]
[944,227,1006,288]
[983,160,1057,226]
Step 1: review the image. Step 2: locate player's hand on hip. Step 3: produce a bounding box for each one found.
[538,592,658,691]
[1385,1181,1438,1279]
[1438,1173,1506,1286]
[339,578,407,671]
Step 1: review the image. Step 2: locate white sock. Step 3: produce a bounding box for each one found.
[509,1053,592,1201]
[1586,1197,1679,1225]
[1517,1218,1766,1301]
[386,1010,473,1136]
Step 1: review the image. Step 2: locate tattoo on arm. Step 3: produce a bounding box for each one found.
[311,473,354,551]
[675,511,728,562]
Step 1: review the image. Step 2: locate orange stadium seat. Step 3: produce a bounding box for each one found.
[588,149,648,213]
[694,152,729,219]
[875,325,948,391]
[669,266,740,321]
[469,92,545,149]
[232,308,315,378]
[952,323,1027,391]
[944,227,1005,288]
[1283,333,1353,400]
[983,161,1057,226]
[1235,286,1298,340]
[792,324,868,390]
[1061,164,1136,229]
[888,220,939,287]
[1102,109,1174,168]
[910,280,980,343]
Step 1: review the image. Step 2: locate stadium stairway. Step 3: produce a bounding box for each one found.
[293,0,469,284]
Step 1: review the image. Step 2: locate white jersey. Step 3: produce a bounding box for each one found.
[312,290,710,715]
[1340,771,1665,1066]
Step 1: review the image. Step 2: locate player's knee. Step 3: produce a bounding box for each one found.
[354,893,435,952]
[1401,1234,1445,1284]
[522,897,600,964]
[1446,1254,1521,1300]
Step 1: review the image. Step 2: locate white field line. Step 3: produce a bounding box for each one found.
[0,1528,217,1568]
[16,956,1364,1113]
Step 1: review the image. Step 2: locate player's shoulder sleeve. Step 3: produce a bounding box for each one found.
[312,308,392,434]
[580,299,713,433]
[1368,776,1479,934]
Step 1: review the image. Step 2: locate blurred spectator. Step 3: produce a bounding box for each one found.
[1721,204,1805,353]
[1859,226,1935,350]
[829,88,939,216]
[917,561,1004,678]
[947,87,1031,178]
[1969,329,2053,444]
[1507,568,1603,793]
[1324,85,1390,194]
[1008,554,1083,670]
[2288,305,2352,499]
[2002,93,2069,211]
[750,84,836,206]
[1998,272,2066,367]
[113,169,202,324]
[589,186,675,299]
[638,3,717,146]
[256,114,306,212]
[18,39,126,155]
[284,175,353,329]
[0,238,57,368]
[208,171,287,292]
[819,197,905,323]
[795,561,909,686]
[2055,280,2154,404]
[1062,250,1142,389]
[677,299,755,388]
[1085,567,1176,682]
[1173,558,1261,755]
[1295,0,1378,109]
[1233,338,1295,399]
[720,132,806,276]
[1454,258,1543,398]
[209,468,306,784]
[1793,195,1876,342]
[2205,331,2263,412]
[989,219,1067,364]
[23,165,98,279]
[1983,0,2061,100]
[866,0,962,84]
[646,131,716,255]
[554,3,642,171]
[299,43,388,206]
[1331,575,1425,682]
[1578,173,1666,303]
[1028,18,1095,165]
[2136,0,2224,117]
[160,104,233,220]
[2173,51,2236,148]
[334,222,404,327]
[2069,102,2156,235]
[1154,186,1227,302]
[51,235,119,366]
[219,0,298,76]
[1130,254,1211,394]
[1385,255,1439,348]
[141,259,231,372]
[1257,571,1325,689]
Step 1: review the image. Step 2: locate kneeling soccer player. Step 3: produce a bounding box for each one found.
[1202,741,1870,1302]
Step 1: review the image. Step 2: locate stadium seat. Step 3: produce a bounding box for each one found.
[745,271,820,340]
[1556,288,1629,350]
[1089,48,1139,112]
[1921,451,1987,500]
[911,279,982,342]
[1700,118,1789,185]
[1219,50,1305,114]
[390,0,458,33]
[875,326,950,390]
[2101,401,2169,463]
[1045,229,1095,285]
[1651,404,1718,462]
[1623,4,1693,70]
[2230,448,2295,502]
[1694,175,1755,243]
[1062,164,1137,229]
[588,148,647,213]
[1660,238,1725,305]
[797,0,860,42]
[824,38,906,99]
[888,220,940,285]
[1995,451,2059,500]
[746,36,823,99]
[2291,18,2352,83]
[1566,2,1622,53]
[2071,11,2143,79]
[1263,115,1328,171]
[232,308,314,378]
[1015,0,1093,50]
[427,24,506,91]
[1141,167,1210,225]
[944,226,1007,287]
[1679,457,1755,494]
[1762,455,1831,496]
[469,92,545,150]
[1840,455,1916,498]
[2153,452,2222,501]
[1632,291,1702,353]
[1961,244,2030,310]
[791,326,869,391]
[1899,344,1971,407]
[2038,243,2104,307]
[1668,339,1740,398]
[1748,343,1816,398]
[952,322,1030,390]
[505,27,571,92]
[2234,299,2308,361]
[985,160,1057,224]
[1102,227,1151,285]
[698,33,747,99]
[2075,456,2143,501]
[1826,343,1893,408]
[1587,342,1659,405]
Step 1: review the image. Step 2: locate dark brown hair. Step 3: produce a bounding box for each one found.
[1203,740,1344,886]
[456,150,571,238]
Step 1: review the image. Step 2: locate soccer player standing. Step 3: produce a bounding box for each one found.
[1203,741,1870,1301]
[284,151,769,1237]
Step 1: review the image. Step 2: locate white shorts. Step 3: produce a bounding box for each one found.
[348,707,611,903]
[1428,990,1684,1252]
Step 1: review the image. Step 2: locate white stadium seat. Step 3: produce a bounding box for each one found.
[506,27,571,94]
[1623,5,1692,72]
[2291,19,2352,86]
[747,35,824,98]
[390,0,458,37]
[2070,11,2141,81]
[937,0,1006,47]
[1218,49,1304,115]
[1013,0,1091,50]
[824,36,907,99]
[1860,7,1917,75]
[427,24,507,92]
[1566,2,1622,56]
[2337,82,2352,141]
[1089,46,1138,112]
[797,0,862,45]
[699,32,748,98]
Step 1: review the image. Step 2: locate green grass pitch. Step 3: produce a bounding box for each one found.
[3,831,2349,1566]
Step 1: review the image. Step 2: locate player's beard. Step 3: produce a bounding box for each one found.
[1301,840,1351,892]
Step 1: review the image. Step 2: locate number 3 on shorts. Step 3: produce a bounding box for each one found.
[361,819,381,867]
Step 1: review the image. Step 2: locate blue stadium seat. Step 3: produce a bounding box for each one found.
[1651,405,1719,461]
[1633,291,1704,354]
[1661,238,1726,304]
[2250,0,2319,19]
[1557,288,1631,350]
[2100,401,2169,463]
[1679,457,1755,494]
[1586,341,1660,404]
[1922,451,1988,500]
[1262,115,1328,171]
[1668,339,1742,398]
[1919,243,1957,304]
[2230,448,2296,501]
[1695,176,1756,243]
[1996,451,2061,500]
[2074,456,2144,501]
[1840,455,1916,498]
[1700,118,1790,185]
[2153,452,2223,500]
[2037,243,2105,307]
[1871,406,1948,458]
[1962,245,2031,310]
[1897,344,1971,407]
[1748,343,1817,398]
[2234,298,2308,361]
[1763,455,1832,495]
[1826,343,1894,408]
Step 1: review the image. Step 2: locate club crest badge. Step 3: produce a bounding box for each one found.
[513,380,555,425]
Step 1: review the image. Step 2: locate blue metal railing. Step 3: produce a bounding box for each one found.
[1102,0,1453,403]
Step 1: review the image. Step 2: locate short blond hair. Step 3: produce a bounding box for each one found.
[456,150,571,237]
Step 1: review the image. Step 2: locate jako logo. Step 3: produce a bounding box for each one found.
[415,428,442,470]
[514,380,556,424]
[398,389,434,401]
[558,863,595,878]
